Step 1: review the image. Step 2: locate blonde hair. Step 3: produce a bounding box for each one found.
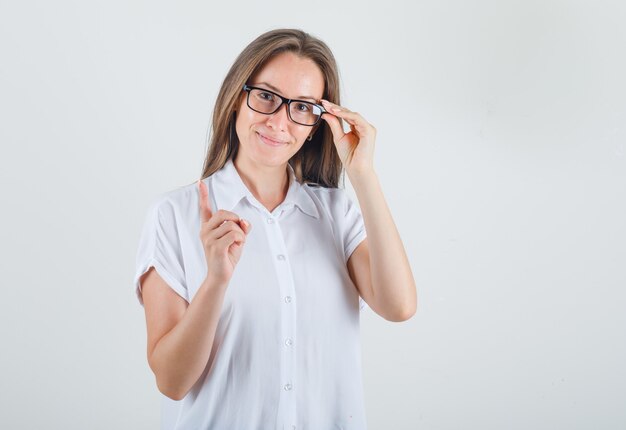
[199,28,345,188]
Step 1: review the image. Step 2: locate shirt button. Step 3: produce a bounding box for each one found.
[285,338,293,346]
[277,254,285,261]
[285,296,292,303]
[284,383,292,391]
[267,218,274,224]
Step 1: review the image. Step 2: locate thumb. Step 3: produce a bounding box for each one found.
[321,111,345,144]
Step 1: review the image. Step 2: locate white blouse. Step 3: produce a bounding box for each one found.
[134,158,369,430]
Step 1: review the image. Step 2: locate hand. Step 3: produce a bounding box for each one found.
[320,99,376,175]
[197,179,252,287]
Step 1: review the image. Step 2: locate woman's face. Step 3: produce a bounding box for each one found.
[235,51,325,169]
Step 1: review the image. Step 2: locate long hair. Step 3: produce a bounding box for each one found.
[199,28,344,188]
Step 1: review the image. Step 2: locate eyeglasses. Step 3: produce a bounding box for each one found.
[242,84,327,127]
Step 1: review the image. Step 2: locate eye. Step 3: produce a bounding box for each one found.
[294,102,311,112]
[259,91,274,101]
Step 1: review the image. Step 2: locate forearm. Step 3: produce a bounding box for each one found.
[349,169,417,317]
[149,278,228,400]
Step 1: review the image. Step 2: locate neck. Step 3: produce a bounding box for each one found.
[233,156,290,211]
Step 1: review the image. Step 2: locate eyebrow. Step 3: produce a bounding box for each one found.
[253,81,319,103]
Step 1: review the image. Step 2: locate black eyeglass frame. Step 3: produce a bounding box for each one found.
[242,84,328,127]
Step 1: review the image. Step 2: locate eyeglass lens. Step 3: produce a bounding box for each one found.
[248,88,323,126]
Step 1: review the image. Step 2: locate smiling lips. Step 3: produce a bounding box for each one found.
[257,132,287,147]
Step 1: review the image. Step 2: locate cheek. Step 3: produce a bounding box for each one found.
[236,109,309,145]
[290,128,310,143]
[235,112,256,139]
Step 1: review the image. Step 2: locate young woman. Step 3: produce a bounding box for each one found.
[134,28,417,430]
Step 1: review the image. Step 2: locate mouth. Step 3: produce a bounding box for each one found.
[257,132,288,147]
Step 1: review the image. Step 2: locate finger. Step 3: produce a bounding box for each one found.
[206,210,243,230]
[321,110,346,141]
[239,218,252,235]
[324,107,361,126]
[321,100,366,126]
[197,179,213,223]
[218,230,246,248]
[211,219,245,241]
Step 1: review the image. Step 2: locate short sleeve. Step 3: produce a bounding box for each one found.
[343,193,367,263]
[341,192,369,312]
[133,198,189,307]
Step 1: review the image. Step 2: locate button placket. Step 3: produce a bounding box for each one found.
[264,211,297,427]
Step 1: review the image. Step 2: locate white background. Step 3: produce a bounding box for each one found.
[1,0,624,429]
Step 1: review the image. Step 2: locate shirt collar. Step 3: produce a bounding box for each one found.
[211,158,319,219]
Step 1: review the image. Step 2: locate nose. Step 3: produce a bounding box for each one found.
[266,102,290,131]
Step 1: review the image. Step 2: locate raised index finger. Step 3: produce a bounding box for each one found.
[197,179,212,223]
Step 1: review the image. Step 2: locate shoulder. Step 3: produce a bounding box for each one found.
[144,181,199,222]
[302,184,354,219]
